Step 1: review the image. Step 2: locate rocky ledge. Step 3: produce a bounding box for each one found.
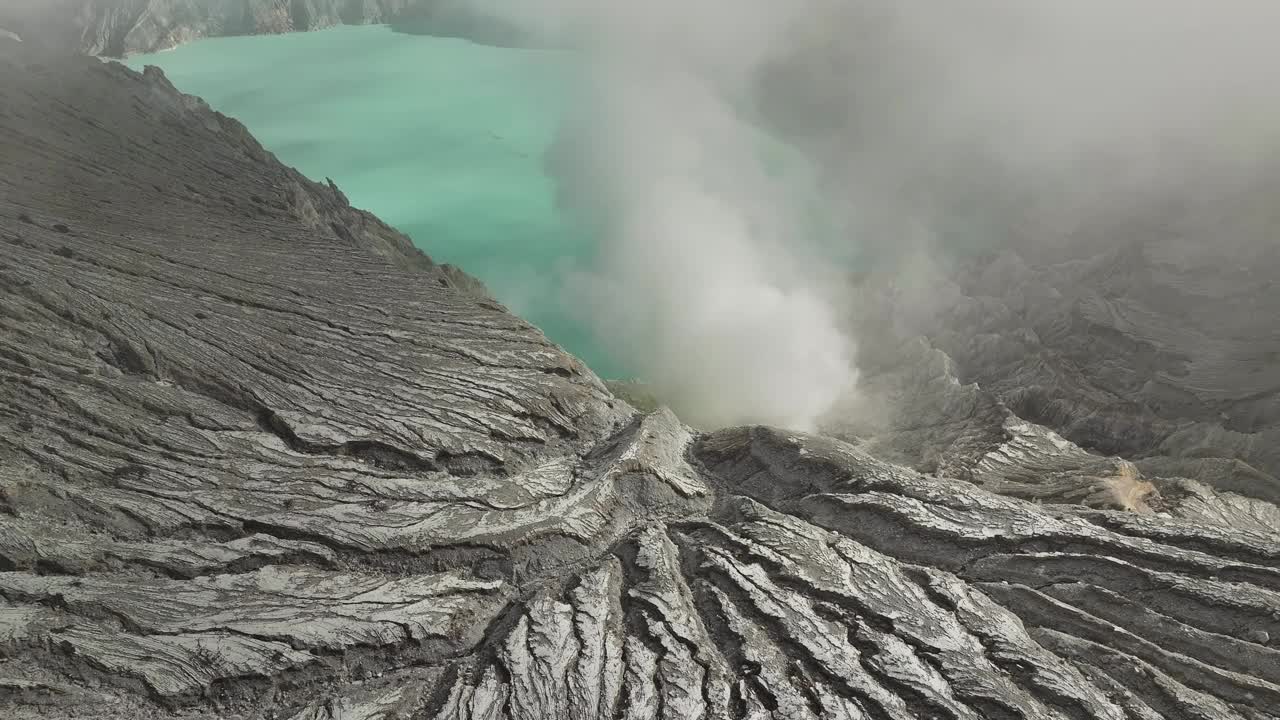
[2,44,1279,720]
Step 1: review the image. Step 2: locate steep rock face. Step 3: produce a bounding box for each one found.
[946,239,1280,487]
[0,0,520,56]
[838,236,1280,510]
[3,45,1280,720]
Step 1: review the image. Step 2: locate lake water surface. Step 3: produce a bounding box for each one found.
[128,25,620,375]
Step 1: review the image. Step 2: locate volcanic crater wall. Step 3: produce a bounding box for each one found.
[1,41,1279,720]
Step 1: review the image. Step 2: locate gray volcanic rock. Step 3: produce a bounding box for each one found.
[844,235,1280,508]
[826,336,1163,512]
[3,46,1280,720]
[827,253,1280,540]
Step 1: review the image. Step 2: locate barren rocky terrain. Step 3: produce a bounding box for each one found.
[830,198,1280,519]
[2,31,1280,720]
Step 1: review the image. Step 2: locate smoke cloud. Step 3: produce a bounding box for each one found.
[478,0,861,431]
[470,0,1280,429]
[761,0,1280,271]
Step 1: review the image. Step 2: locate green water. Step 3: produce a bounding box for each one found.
[127,25,620,376]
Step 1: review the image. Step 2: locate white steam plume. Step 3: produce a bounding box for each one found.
[483,0,859,431]
[464,0,1280,430]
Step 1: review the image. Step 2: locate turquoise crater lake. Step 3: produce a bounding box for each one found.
[128,25,620,376]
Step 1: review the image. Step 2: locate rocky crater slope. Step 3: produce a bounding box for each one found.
[829,203,1280,519]
[0,0,518,56]
[3,42,1280,720]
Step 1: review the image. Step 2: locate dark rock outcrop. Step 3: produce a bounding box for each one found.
[833,232,1280,514]
[941,237,1280,493]
[2,45,1279,720]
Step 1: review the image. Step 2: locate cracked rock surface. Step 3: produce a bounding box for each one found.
[3,44,1280,720]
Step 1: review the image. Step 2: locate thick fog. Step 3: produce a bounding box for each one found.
[521,0,862,431]
[473,0,1280,429]
[775,1,1280,259]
